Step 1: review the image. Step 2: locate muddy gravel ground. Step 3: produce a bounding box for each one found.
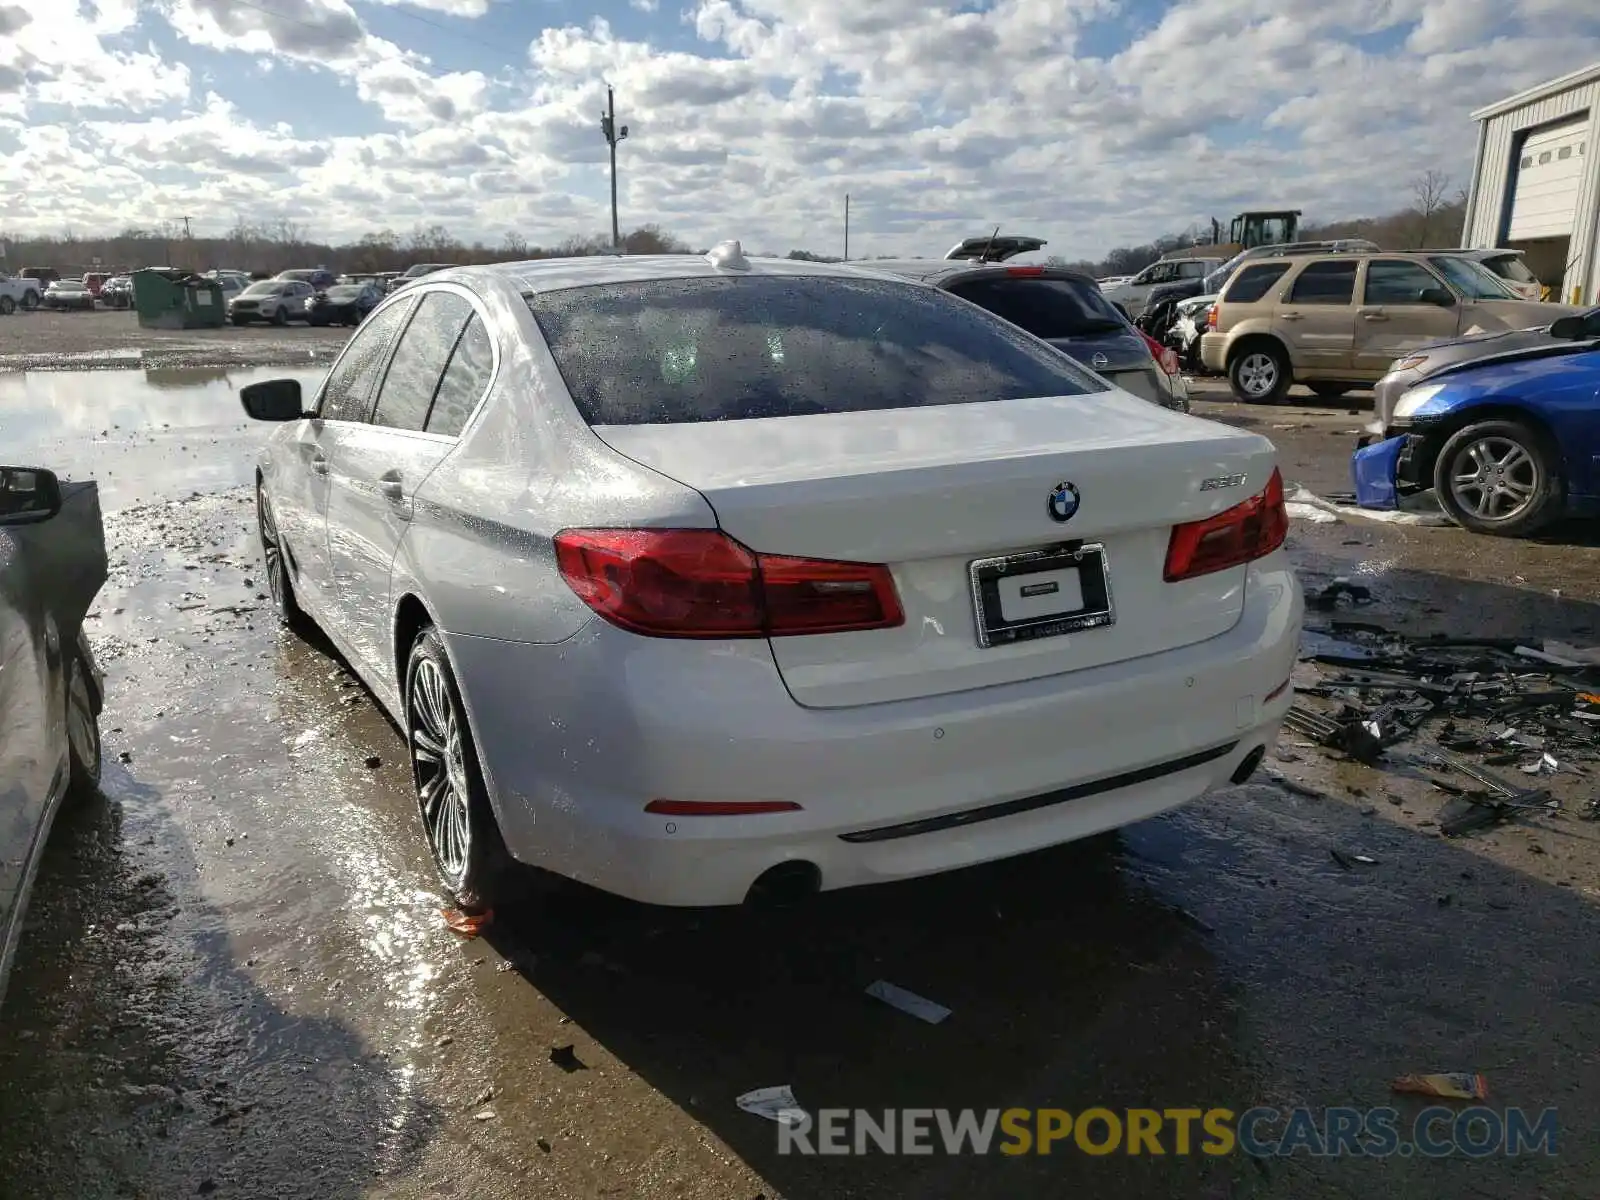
[0,308,350,371]
[4,370,1600,1198]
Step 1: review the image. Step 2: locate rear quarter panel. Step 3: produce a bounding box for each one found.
[395,278,717,650]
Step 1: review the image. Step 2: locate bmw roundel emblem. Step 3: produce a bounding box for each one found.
[1091,352,1109,368]
[1047,481,1080,523]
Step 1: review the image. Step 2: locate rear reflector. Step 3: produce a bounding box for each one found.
[554,528,904,639]
[1006,266,1045,276]
[1138,329,1181,376]
[1164,468,1288,582]
[644,799,803,816]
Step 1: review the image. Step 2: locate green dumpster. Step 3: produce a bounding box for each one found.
[131,268,227,330]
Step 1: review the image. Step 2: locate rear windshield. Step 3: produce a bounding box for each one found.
[946,276,1127,340]
[1428,256,1516,300]
[524,276,1108,425]
[1480,254,1538,284]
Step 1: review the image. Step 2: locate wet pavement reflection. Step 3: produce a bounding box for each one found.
[2,371,1600,1198]
[2,365,325,509]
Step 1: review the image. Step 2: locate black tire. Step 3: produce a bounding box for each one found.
[1228,341,1292,404]
[0,296,13,316]
[256,482,308,629]
[271,305,288,326]
[65,650,103,802]
[405,627,512,910]
[1309,383,1349,400]
[1432,418,1562,537]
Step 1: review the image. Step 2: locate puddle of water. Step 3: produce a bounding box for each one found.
[0,365,325,509]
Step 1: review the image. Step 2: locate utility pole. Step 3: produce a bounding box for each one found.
[599,86,628,251]
[179,216,193,239]
[843,193,849,261]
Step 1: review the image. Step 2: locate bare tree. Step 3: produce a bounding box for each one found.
[1409,170,1451,249]
[502,231,528,257]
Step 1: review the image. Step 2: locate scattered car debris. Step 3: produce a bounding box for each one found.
[1391,1072,1489,1101]
[1280,622,1597,835]
[736,1085,806,1126]
[865,980,952,1025]
[441,909,493,937]
[1306,578,1373,611]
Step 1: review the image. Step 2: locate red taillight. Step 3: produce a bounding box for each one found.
[644,799,803,816]
[1006,266,1045,276]
[553,528,905,638]
[1164,468,1288,582]
[1205,305,1218,331]
[1139,329,1180,376]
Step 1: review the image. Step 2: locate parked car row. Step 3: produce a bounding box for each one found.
[227,277,382,326]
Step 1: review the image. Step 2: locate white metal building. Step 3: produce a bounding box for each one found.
[1462,61,1600,305]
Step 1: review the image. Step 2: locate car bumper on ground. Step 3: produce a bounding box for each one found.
[1200,332,1227,373]
[443,553,1302,907]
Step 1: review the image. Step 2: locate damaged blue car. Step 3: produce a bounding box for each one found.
[1353,310,1600,537]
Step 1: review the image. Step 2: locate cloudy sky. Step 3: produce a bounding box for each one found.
[2,0,1599,260]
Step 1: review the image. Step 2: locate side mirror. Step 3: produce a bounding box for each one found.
[1419,287,1455,307]
[241,379,308,422]
[1548,314,1587,340]
[0,466,63,525]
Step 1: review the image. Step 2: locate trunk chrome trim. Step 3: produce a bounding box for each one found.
[837,741,1240,843]
[968,541,1116,648]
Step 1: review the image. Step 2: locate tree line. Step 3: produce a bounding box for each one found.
[0,172,1468,280]
[0,218,694,277]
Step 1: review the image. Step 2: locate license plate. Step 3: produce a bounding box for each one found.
[969,543,1115,648]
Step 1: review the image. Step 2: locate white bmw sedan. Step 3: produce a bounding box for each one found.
[243,243,1302,912]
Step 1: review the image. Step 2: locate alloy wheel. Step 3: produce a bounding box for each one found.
[410,657,472,885]
[66,662,100,780]
[1448,436,1538,522]
[257,488,287,611]
[1237,353,1278,398]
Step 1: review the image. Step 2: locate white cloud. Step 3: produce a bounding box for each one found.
[0,0,1597,257]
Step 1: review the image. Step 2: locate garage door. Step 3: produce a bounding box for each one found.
[1506,119,1588,240]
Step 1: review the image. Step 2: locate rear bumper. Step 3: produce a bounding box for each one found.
[443,553,1302,907]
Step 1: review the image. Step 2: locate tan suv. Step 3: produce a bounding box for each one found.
[1199,252,1576,403]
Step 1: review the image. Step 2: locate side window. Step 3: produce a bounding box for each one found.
[1178,261,1208,279]
[371,291,474,432]
[427,314,494,437]
[317,300,412,422]
[1287,260,1358,305]
[1222,262,1291,304]
[1363,259,1444,305]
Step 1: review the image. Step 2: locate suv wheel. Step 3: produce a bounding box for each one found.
[1229,343,1291,404]
[1432,419,1561,537]
[271,305,288,326]
[0,296,13,316]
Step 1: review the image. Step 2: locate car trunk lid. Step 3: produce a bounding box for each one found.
[593,395,1277,708]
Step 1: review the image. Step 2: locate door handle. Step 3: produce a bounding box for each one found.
[1279,311,1302,321]
[310,454,328,475]
[378,469,404,501]
[1361,312,1388,322]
